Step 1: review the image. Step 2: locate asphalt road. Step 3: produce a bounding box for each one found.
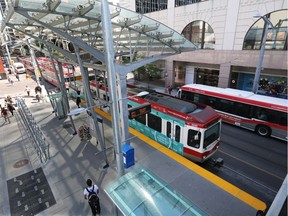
[202,122,287,207]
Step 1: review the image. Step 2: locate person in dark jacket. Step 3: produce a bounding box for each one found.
[76,90,81,108]
[7,103,15,116]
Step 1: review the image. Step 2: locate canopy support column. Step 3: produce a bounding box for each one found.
[74,45,109,169]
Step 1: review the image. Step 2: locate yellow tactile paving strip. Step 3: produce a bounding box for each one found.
[95,107,266,211]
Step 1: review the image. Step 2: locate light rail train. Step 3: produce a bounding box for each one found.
[70,81,222,163]
[19,57,82,89]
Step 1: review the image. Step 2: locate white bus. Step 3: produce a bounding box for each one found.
[177,84,287,141]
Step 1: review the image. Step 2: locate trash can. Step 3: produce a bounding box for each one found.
[122,144,135,168]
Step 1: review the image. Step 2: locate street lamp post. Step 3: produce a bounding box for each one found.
[252,15,275,94]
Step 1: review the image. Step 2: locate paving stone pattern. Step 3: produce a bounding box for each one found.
[7,167,56,216]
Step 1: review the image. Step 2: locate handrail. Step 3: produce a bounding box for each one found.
[16,97,50,163]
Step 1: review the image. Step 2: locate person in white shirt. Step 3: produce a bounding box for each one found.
[25,85,30,97]
[83,179,100,215]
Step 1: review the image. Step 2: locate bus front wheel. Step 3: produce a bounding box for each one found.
[255,125,271,137]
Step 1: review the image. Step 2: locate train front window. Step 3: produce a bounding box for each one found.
[204,123,220,149]
[187,129,201,148]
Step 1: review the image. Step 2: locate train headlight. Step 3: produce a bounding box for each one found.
[203,155,207,159]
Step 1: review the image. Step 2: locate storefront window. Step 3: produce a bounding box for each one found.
[181,21,215,49]
[230,72,287,99]
[243,10,288,50]
[195,68,219,86]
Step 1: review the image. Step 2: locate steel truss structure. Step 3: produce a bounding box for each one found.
[1,0,196,176]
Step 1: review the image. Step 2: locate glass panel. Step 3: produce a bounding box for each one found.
[243,9,288,50]
[181,21,215,49]
[105,169,206,216]
[5,0,196,57]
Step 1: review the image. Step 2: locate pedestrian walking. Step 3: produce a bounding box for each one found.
[15,73,20,81]
[1,106,10,123]
[35,85,42,94]
[36,92,41,102]
[5,96,13,104]
[76,90,81,108]
[25,85,30,97]
[83,179,101,216]
[7,103,15,116]
[167,83,173,95]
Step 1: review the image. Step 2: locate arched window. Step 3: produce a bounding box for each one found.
[181,20,215,49]
[243,10,288,50]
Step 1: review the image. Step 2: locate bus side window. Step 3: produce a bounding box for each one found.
[166,122,172,138]
[234,102,251,118]
[218,99,234,113]
[207,96,216,109]
[182,91,194,101]
[279,115,287,126]
[187,129,200,148]
[253,108,268,121]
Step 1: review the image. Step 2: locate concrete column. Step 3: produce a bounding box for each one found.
[165,59,174,86]
[218,63,231,88]
[185,65,195,84]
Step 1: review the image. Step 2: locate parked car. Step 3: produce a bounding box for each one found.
[12,62,26,74]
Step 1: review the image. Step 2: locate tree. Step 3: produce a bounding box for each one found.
[135,62,162,80]
[121,53,162,80]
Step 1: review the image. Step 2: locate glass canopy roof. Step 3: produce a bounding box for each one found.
[105,169,206,216]
[1,0,196,64]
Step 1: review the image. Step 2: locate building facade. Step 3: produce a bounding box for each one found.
[121,0,287,98]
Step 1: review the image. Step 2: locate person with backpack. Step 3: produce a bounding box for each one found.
[84,179,101,216]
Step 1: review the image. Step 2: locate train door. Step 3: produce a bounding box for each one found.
[166,120,181,149]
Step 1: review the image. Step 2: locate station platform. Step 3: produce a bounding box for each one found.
[0,96,266,216]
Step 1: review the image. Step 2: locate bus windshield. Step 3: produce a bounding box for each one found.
[204,122,220,149]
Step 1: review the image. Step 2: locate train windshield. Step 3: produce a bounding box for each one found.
[203,122,220,149]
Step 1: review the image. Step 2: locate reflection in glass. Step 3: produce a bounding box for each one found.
[243,9,288,50]
[181,21,215,49]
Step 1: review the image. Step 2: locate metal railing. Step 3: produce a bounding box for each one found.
[16,98,50,163]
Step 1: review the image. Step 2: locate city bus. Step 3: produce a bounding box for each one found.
[177,84,287,141]
[69,81,222,163]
